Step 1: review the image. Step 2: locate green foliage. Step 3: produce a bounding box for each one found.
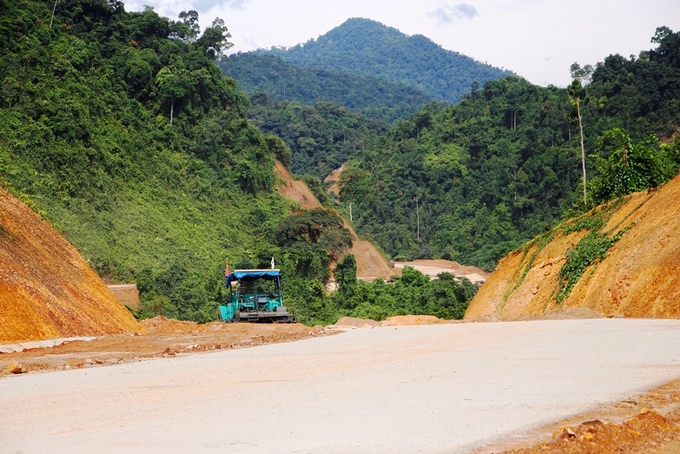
[0,1,282,322]
[586,27,680,139]
[248,97,386,179]
[338,77,578,270]
[562,215,605,235]
[296,174,328,205]
[219,54,431,123]
[663,134,680,173]
[589,128,675,204]
[281,261,479,325]
[259,18,512,104]
[274,208,352,260]
[329,265,478,321]
[280,278,333,326]
[556,229,627,303]
[195,18,233,59]
[264,134,292,169]
[331,27,680,271]
[335,253,357,297]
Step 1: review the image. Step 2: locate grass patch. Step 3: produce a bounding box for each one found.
[555,227,629,303]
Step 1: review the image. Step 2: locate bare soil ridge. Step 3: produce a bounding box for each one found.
[0,187,142,343]
[466,173,680,320]
[274,161,394,279]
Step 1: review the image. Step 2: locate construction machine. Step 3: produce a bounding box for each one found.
[216,269,297,323]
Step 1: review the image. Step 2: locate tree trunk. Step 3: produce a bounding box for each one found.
[416,198,420,242]
[577,99,587,208]
[50,0,58,28]
[170,98,174,126]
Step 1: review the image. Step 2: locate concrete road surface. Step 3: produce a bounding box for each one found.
[2,319,680,453]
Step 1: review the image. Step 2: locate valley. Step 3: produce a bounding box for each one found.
[1,2,680,453]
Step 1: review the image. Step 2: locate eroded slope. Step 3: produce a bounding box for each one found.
[0,187,142,343]
[274,161,394,279]
[465,173,680,320]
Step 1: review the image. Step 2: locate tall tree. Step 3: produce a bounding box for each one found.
[155,66,188,125]
[568,62,593,208]
[177,10,200,42]
[196,18,233,59]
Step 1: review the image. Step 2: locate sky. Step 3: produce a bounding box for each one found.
[123,0,680,87]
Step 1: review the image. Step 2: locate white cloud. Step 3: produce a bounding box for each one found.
[224,0,249,10]
[429,3,478,25]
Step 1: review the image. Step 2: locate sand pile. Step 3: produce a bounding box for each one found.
[383,315,451,325]
[331,317,381,328]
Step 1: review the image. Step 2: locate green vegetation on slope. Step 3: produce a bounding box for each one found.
[2,1,677,325]
[247,97,386,179]
[0,0,288,322]
[335,28,680,271]
[585,26,680,140]
[258,18,513,104]
[0,0,476,324]
[219,53,432,123]
[338,78,580,270]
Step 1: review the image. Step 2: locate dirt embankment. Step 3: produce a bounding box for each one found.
[0,187,142,343]
[275,160,322,210]
[324,164,344,196]
[466,173,680,320]
[330,315,455,329]
[274,161,394,280]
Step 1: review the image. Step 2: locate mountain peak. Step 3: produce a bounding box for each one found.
[262,18,512,103]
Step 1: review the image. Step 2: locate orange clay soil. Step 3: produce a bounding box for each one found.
[466,172,680,321]
[0,187,142,343]
[274,160,394,280]
[475,378,680,454]
[1,316,331,376]
[323,164,344,196]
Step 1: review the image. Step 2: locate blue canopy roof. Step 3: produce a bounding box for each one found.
[226,269,281,286]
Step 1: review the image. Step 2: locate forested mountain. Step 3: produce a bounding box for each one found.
[248,97,386,179]
[0,0,480,325]
[0,0,290,322]
[340,79,579,270]
[257,18,513,104]
[336,27,680,270]
[219,53,432,123]
[585,27,680,139]
[2,1,678,326]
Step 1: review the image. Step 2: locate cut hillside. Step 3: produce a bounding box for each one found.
[274,162,393,279]
[0,187,142,343]
[465,173,680,320]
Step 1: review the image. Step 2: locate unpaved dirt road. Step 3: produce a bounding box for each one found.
[2,319,680,453]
